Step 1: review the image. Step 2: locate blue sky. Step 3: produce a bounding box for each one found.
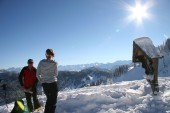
[0,0,170,69]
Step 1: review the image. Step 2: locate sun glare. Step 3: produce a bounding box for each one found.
[131,4,147,22]
[127,0,153,24]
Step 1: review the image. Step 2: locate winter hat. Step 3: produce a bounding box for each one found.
[27,59,33,63]
[46,49,55,57]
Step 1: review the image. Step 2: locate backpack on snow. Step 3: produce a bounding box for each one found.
[11,99,29,113]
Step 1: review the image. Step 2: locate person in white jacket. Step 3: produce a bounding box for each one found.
[36,49,58,113]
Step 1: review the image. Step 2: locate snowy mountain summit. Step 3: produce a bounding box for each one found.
[1,38,170,113]
[1,77,170,113]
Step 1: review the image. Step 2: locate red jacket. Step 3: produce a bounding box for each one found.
[19,66,38,89]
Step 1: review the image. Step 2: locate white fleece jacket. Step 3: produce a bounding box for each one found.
[36,59,58,83]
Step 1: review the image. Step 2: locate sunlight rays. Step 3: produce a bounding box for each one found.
[126,0,154,25]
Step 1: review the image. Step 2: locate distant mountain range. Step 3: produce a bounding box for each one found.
[0,60,132,72]
[58,60,132,71]
[1,39,170,105]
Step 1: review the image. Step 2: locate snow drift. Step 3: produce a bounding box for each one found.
[1,77,170,113]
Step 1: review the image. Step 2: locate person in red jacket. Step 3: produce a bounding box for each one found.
[19,59,40,112]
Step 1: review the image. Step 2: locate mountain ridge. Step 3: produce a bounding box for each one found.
[1,60,132,72]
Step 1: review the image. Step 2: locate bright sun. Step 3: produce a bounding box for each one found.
[127,0,153,24]
[131,4,148,23]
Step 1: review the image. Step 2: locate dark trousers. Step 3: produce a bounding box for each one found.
[25,86,40,112]
[42,82,58,113]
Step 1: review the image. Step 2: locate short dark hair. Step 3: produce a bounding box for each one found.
[27,59,33,63]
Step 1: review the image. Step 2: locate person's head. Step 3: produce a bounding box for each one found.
[27,59,34,68]
[46,48,55,59]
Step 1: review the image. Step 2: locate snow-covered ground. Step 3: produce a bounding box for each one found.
[1,77,170,113]
[1,43,170,113]
[114,66,145,82]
